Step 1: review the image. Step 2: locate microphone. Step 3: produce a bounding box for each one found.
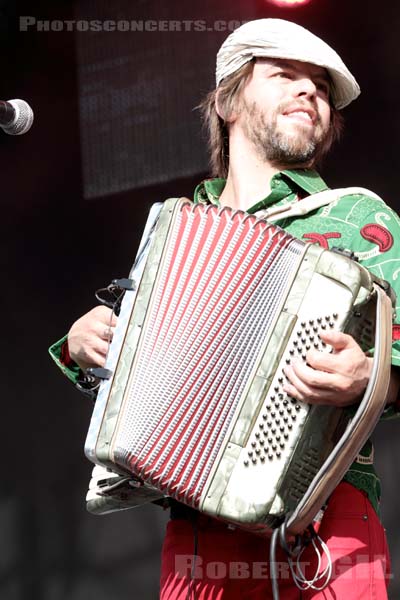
[0,99,34,135]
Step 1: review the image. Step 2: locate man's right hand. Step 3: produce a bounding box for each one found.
[67,306,117,370]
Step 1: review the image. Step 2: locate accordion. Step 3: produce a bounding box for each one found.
[85,198,393,535]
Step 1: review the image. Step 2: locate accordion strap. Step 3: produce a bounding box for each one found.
[256,186,383,223]
[287,283,393,534]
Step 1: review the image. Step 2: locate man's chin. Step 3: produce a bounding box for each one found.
[275,140,316,161]
[267,137,317,166]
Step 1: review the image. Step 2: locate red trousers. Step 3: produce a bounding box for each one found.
[160,483,391,599]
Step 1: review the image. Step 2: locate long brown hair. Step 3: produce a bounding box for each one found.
[198,60,344,178]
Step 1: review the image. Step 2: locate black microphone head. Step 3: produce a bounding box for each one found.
[3,99,34,135]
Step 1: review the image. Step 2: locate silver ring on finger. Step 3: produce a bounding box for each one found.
[104,327,113,340]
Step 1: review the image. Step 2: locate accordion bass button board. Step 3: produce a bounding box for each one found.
[84,198,393,533]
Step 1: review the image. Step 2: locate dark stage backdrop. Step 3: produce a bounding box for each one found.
[74,0,257,198]
[2,0,400,599]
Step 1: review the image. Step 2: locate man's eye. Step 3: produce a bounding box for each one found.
[316,82,330,96]
[275,71,292,79]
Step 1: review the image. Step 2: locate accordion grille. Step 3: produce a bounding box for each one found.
[113,203,304,506]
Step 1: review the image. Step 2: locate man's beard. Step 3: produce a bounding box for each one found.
[242,99,331,166]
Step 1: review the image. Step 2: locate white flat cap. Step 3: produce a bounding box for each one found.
[216,19,360,109]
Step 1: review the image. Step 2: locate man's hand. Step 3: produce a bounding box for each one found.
[67,306,117,370]
[283,330,373,407]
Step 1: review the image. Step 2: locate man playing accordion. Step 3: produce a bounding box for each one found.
[50,18,400,600]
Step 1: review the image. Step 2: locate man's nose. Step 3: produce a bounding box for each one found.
[292,77,317,99]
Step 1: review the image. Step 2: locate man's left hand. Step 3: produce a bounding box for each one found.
[283,330,372,407]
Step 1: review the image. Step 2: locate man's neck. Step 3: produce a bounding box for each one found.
[218,131,282,211]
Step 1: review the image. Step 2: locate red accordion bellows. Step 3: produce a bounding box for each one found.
[113,203,304,507]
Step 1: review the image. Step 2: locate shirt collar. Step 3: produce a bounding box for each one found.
[194,169,329,212]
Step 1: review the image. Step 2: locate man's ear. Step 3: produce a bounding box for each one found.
[215,89,225,119]
[215,89,238,124]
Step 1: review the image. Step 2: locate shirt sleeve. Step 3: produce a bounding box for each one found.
[343,194,400,416]
[48,334,82,385]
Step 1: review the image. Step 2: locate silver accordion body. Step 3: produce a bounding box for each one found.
[85,198,393,534]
